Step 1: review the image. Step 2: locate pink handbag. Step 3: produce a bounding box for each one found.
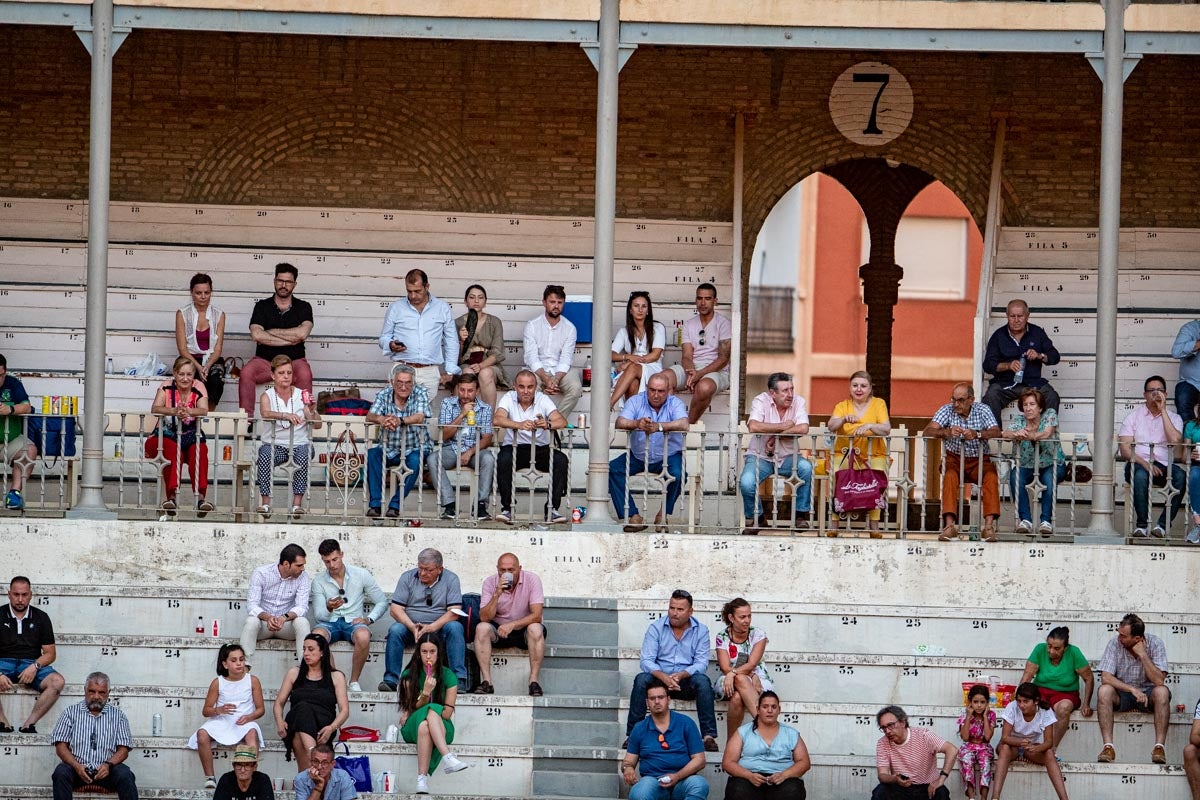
[832,451,888,513]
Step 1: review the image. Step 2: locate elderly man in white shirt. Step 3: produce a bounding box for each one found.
[379,268,461,401]
[239,543,312,667]
[522,284,582,417]
[494,370,569,525]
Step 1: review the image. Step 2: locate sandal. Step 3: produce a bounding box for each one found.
[0,723,13,733]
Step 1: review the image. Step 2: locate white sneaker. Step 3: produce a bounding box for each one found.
[1037,521,1054,537]
[1016,519,1033,534]
[442,752,470,773]
[204,776,216,790]
[1133,527,1148,538]
[415,775,429,794]
[348,681,362,693]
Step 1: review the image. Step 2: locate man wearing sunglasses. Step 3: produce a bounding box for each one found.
[622,678,710,800]
[310,539,388,693]
[379,548,468,693]
[665,283,731,425]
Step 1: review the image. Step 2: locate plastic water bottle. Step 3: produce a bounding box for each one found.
[1014,355,1026,384]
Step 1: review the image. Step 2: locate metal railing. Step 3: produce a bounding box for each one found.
[2,413,1197,541]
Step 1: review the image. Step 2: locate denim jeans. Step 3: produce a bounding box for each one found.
[626,671,716,738]
[383,620,466,686]
[1125,461,1186,528]
[739,455,812,520]
[628,775,709,800]
[1190,464,1200,517]
[366,446,422,510]
[609,452,684,519]
[1011,462,1067,524]
[1176,380,1199,426]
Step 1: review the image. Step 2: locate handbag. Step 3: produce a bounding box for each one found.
[832,449,888,513]
[333,742,373,792]
[317,386,361,414]
[329,429,364,488]
[337,725,380,743]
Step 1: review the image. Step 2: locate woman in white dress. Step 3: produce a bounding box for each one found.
[189,643,265,790]
[610,291,667,410]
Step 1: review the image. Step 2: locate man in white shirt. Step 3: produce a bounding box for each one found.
[665,283,732,424]
[494,370,569,525]
[522,284,582,418]
[738,372,813,534]
[378,268,460,401]
[239,543,312,667]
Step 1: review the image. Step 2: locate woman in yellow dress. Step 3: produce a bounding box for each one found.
[826,370,891,537]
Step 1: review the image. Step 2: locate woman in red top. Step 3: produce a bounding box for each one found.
[145,356,211,516]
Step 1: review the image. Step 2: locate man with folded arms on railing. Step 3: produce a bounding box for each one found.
[364,365,431,520]
[522,284,582,418]
[622,678,710,800]
[738,372,813,536]
[609,372,689,534]
[240,544,312,670]
[0,354,36,512]
[240,263,314,419]
[379,268,460,403]
[0,576,64,734]
[493,369,569,525]
[873,704,957,800]
[1095,612,1170,765]
[625,589,718,754]
[473,552,546,697]
[427,373,495,521]
[923,383,1001,542]
[50,671,137,800]
[1118,375,1185,538]
[981,299,1061,422]
[665,283,732,426]
[379,548,468,693]
[310,538,388,694]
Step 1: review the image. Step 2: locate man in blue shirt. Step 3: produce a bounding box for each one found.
[427,373,495,521]
[626,589,717,752]
[1171,318,1200,424]
[293,742,357,800]
[621,678,709,800]
[609,373,690,533]
[378,269,460,402]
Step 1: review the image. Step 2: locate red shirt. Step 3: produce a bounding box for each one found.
[875,726,947,785]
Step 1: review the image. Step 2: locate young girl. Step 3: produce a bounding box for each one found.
[256,354,320,518]
[712,598,772,741]
[990,682,1069,800]
[188,644,265,790]
[957,684,997,800]
[398,633,470,794]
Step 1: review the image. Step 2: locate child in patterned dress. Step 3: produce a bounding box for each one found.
[958,684,997,799]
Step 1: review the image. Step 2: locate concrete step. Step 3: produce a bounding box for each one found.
[532,706,620,748]
[531,756,620,798]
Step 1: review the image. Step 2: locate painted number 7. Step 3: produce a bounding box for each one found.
[854,72,890,135]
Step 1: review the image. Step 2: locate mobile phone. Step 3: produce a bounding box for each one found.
[898,775,909,782]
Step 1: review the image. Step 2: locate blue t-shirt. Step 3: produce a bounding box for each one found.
[0,374,30,443]
[293,766,357,800]
[736,721,800,774]
[629,710,703,777]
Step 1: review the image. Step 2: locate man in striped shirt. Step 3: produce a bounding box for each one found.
[50,671,137,799]
[873,705,957,800]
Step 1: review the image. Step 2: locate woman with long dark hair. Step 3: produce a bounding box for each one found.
[273,634,348,772]
[1018,626,1093,749]
[398,632,470,794]
[610,291,667,410]
[456,284,508,408]
[721,691,810,799]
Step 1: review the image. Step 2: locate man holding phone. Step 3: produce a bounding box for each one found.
[1118,375,1185,537]
[873,705,957,800]
[379,268,460,401]
[472,552,546,696]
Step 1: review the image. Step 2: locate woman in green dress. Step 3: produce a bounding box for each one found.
[399,632,471,794]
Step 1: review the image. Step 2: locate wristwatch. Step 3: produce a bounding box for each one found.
[939,770,950,778]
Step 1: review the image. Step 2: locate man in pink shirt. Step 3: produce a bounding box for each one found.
[665,283,732,424]
[472,553,546,697]
[874,705,958,800]
[738,372,813,534]
[1118,374,1185,537]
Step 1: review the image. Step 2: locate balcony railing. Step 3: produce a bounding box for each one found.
[748,286,796,353]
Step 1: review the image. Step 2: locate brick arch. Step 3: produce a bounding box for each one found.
[182,99,502,210]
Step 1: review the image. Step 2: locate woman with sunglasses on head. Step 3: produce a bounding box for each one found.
[610,291,667,410]
[721,691,811,799]
[456,284,509,408]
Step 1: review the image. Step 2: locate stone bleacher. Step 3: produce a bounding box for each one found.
[1,522,1197,799]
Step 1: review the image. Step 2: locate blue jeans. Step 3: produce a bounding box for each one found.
[383,620,466,686]
[366,446,422,510]
[53,762,138,800]
[1125,461,1186,528]
[1176,380,1199,426]
[1190,464,1200,517]
[609,452,684,519]
[1010,462,1067,524]
[626,671,716,738]
[629,775,709,800]
[739,455,812,520]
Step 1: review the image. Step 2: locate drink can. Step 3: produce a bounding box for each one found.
[41,396,50,414]
[50,396,61,415]
[151,713,162,736]
[223,445,232,461]
[70,396,78,414]
[385,723,399,743]
[1177,703,1187,713]
[467,408,476,426]
[301,389,313,406]
[113,443,122,459]
[577,413,586,429]
[571,507,582,524]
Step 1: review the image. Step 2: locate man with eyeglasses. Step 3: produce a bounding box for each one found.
[622,678,709,800]
[213,746,272,800]
[310,539,388,693]
[665,283,731,425]
[922,383,1001,542]
[379,548,468,693]
[1118,375,1186,539]
[522,284,582,417]
[292,742,356,800]
[626,589,718,754]
[239,263,315,417]
[364,364,431,520]
[50,671,137,800]
[873,705,957,800]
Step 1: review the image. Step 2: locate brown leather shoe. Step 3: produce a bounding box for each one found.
[937,523,960,541]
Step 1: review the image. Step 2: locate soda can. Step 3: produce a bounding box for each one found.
[571,507,582,524]
[41,396,50,414]
[385,723,399,743]
[466,408,476,426]
[1177,703,1187,713]
[577,413,586,429]
[113,443,122,459]
[223,445,232,461]
[151,713,162,736]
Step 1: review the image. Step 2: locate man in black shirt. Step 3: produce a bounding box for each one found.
[0,576,64,733]
[237,263,316,416]
[214,746,274,800]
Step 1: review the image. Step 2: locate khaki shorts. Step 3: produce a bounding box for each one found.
[668,365,730,393]
[2,436,33,462]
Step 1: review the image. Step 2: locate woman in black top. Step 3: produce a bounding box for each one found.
[273,634,348,771]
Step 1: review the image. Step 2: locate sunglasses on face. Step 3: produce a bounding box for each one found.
[425,588,433,606]
[697,329,706,346]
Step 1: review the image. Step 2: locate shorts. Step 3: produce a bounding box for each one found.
[1115,687,1167,713]
[2,436,32,462]
[668,365,730,393]
[1037,687,1081,710]
[0,658,58,688]
[314,618,371,643]
[483,623,547,650]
